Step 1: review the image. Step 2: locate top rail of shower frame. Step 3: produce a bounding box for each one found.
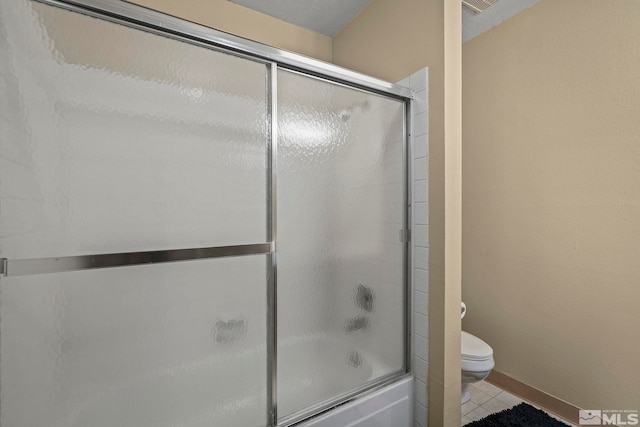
[34,0,414,101]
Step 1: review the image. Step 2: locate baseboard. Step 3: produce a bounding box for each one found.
[485,370,580,425]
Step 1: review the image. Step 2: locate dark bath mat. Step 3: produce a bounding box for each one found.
[465,402,572,427]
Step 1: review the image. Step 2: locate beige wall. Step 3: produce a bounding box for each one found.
[127,0,332,62]
[332,0,433,83]
[462,0,640,409]
[334,1,462,425]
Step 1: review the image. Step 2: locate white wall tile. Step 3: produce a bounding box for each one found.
[402,67,429,426]
[397,76,411,88]
[414,335,428,360]
[410,69,428,92]
[413,247,428,271]
[413,180,428,203]
[414,379,428,406]
[414,111,428,136]
[414,312,428,339]
[414,134,428,159]
[413,225,428,248]
[413,203,428,225]
[414,401,427,427]
[413,355,428,383]
[413,268,428,294]
[413,89,427,115]
[414,290,428,316]
[413,157,428,181]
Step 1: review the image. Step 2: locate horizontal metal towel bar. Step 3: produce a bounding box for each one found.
[0,242,274,278]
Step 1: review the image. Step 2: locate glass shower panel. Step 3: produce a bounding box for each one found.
[1,1,270,426]
[277,70,406,418]
[0,0,268,259]
[0,256,268,427]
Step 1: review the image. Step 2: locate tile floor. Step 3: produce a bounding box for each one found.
[461,381,577,426]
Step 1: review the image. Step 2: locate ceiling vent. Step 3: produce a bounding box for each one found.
[463,0,499,13]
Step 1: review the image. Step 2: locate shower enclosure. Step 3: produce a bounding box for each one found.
[0,0,413,426]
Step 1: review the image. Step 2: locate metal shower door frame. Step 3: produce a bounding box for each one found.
[0,1,415,425]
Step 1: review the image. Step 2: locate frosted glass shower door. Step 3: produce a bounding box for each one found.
[276,70,406,418]
[0,1,270,426]
[0,0,269,259]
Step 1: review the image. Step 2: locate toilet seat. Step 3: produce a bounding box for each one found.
[462,331,493,360]
[461,331,494,372]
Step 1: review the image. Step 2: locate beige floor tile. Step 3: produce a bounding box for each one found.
[461,400,479,415]
[461,381,575,426]
[466,406,493,422]
[480,397,512,414]
[471,381,503,397]
[494,390,525,407]
[468,386,493,405]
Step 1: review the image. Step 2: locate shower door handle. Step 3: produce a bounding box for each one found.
[0,242,274,278]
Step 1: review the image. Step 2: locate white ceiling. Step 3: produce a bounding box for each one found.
[230,0,541,42]
[229,0,373,37]
[463,0,541,42]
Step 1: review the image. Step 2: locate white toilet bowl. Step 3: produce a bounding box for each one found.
[461,331,494,404]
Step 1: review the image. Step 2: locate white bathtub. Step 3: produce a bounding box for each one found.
[278,336,412,427]
[2,330,411,427]
[31,337,412,427]
[298,376,412,427]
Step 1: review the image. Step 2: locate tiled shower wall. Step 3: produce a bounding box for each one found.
[398,68,429,427]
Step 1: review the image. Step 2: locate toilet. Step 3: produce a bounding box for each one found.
[460,303,495,404]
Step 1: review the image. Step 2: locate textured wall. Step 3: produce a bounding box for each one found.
[463,0,640,409]
[332,0,433,83]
